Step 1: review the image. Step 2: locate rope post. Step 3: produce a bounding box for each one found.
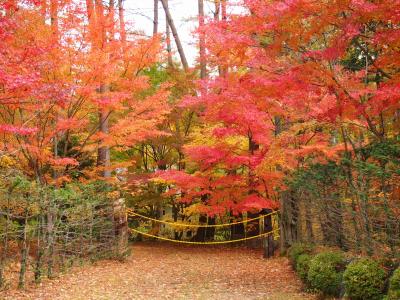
[263,209,275,258]
[114,198,129,259]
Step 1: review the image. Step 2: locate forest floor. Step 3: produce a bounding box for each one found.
[1,243,314,300]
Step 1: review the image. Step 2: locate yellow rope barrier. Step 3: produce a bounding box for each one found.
[129,227,280,245]
[126,209,278,228]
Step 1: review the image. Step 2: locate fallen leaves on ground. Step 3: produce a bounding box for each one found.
[1,243,315,300]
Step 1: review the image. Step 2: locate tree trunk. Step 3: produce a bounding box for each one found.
[114,198,128,258]
[221,0,227,20]
[304,199,314,243]
[153,0,158,36]
[165,0,173,67]
[198,0,206,79]
[263,209,275,258]
[18,215,29,289]
[246,134,261,248]
[118,0,126,45]
[98,108,111,178]
[213,0,220,20]
[160,0,189,71]
[47,205,56,279]
[0,195,10,288]
[231,212,245,239]
[192,214,207,242]
[205,216,215,241]
[50,0,58,37]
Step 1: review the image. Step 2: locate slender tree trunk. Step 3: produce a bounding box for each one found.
[198,0,206,79]
[108,0,115,37]
[160,0,189,71]
[165,0,174,68]
[98,108,111,178]
[340,127,361,251]
[214,0,220,20]
[41,0,47,22]
[221,0,227,20]
[153,0,158,36]
[247,134,261,248]
[0,193,11,288]
[50,0,58,37]
[164,0,173,67]
[304,198,314,243]
[18,214,29,289]
[34,209,45,283]
[220,0,228,76]
[47,202,56,279]
[118,0,126,45]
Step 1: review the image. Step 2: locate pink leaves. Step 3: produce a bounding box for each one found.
[185,146,227,169]
[51,157,79,167]
[239,194,279,210]
[351,0,378,13]
[56,117,89,133]
[0,124,38,135]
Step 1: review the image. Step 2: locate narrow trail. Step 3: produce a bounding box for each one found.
[2,243,314,300]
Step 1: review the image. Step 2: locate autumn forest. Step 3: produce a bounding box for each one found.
[1,0,400,299]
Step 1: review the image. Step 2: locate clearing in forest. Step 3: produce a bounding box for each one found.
[2,243,313,300]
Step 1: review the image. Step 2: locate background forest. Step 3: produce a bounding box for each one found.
[0,0,399,293]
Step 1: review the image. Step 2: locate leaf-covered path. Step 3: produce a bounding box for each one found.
[3,243,313,300]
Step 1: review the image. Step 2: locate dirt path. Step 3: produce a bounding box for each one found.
[2,243,313,300]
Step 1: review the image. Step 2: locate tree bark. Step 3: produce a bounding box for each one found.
[221,0,227,20]
[213,0,220,20]
[198,0,206,79]
[153,0,158,36]
[18,214,29,289]
[160,0,189,71]
[165,0,173,67]
[263,208,275,258]
[118,0,126,45]
[98,108,111,178]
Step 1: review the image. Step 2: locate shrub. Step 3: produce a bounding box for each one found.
[296,254,312,283]
[388,268,400,300]
[343,258,386,300]
[307,251,345,296]
[287,242,314,267]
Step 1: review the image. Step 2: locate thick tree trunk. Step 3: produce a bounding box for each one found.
[205,217,215,241]
[280,191,300,251]
[231,211,245,239]
[192,214,207,242]
[263,208,275,258]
